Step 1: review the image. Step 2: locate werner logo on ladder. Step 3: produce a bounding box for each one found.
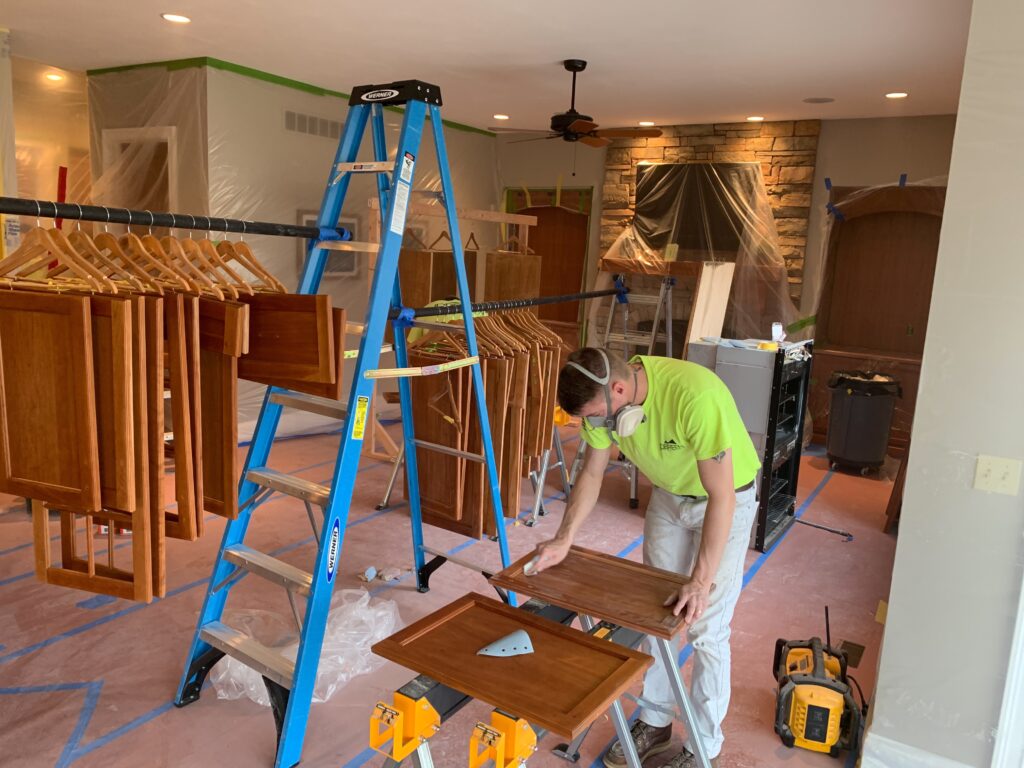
[173,79,510,768]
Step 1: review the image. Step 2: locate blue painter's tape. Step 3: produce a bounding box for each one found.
[824,176,832,191]
[393,307,416,328]
[318,226,351,242]
[76,594,117,610]
[898,173,908,187]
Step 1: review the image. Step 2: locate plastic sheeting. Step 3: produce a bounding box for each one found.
[600,162,799,339]
[87,63,501,439]
[0,32,18,257]
[211,589,402,706]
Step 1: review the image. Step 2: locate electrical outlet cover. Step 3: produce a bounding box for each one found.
[477,629,534,657]
[974,454,1023,496]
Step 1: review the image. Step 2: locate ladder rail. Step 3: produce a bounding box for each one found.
[275,99,430,768]
[175,93,373,709]
[428,103,512,575]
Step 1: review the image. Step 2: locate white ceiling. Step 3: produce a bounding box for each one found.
[1,0,972,130]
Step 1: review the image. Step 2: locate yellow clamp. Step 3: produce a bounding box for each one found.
[469,711,537,768]
[369,692,440,762]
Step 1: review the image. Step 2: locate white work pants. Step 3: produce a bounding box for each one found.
[639,485,758,758]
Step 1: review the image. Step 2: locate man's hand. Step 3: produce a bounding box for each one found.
[528,537,571,574]
[664,578,713,624]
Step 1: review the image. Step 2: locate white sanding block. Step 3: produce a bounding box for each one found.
[477,629,534,657]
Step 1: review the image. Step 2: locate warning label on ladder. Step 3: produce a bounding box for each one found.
[389,181,411,235]
[352,395,369,440]
[400,152,415,183]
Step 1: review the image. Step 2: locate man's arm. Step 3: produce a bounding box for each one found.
[531,442,611,572]
[665,449,737,623]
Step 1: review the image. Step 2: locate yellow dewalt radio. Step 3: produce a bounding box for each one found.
[773,608,865,758]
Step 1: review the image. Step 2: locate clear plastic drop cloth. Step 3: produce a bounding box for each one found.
[600,161,799,339]
[210,589,402,706]
[87,64,501,439]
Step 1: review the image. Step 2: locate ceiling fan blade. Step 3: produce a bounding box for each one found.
[509,134,562,144]
[594,128,663,139]
[579,135,612,148]
[567,118,599,134]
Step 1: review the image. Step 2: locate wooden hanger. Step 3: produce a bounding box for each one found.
[215,239,286,293]
[93,232,164,295]
[4,227,110,292]
[429,231,453,251]
[169,237,236,299]
[119,232,192,291]
[66,229,148,293]
[0,226,52,276]
[158,236,224,299]
[403,227,429,250]
[180,236,251,296]
[140,234,203,294]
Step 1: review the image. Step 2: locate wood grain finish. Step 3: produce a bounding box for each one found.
[483,251,541,310]
[372,594,651,738]
[0,291,101,510]
[490,546,690,640]
[257,308,347,399]
[182,296,204,538]
[164,293,197,541]
[144,297,166,595]
[89,296,136,512]
[198,298,247,519]
[238,294,334,384]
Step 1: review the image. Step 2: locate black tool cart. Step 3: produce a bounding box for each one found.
[687,340,814,551]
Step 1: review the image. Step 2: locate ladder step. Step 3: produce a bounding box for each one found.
[624,295,664,306]
[270,390,347,420]
[246,468,330,507]
[316,240,380,254]
[605,331,668,344]
[200,621,295,689]
[335,161,392,174]
[365,355,479,380]
[224,544,313,596]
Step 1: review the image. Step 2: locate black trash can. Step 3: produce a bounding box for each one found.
[826,371,902,473]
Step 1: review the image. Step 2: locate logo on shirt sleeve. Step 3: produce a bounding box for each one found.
[660,438,683,451]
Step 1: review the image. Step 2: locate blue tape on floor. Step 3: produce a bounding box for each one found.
[76,595,117,610]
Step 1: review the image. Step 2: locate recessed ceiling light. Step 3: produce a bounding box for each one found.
[638,121,655,127]
[45,72,64,82]
[746,116,765,122]
[161,13,191,23]
[803,96,835,104]
[493,114,510,120]
[885,92,909,99]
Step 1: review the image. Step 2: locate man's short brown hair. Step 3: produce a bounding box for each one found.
[557,347,631,416]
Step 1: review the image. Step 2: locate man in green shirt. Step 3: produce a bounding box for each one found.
[531,347,760,768]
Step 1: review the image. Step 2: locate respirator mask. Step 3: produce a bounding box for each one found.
[565,349,645,440]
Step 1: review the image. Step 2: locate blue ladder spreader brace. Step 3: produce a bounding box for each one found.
[173,80,512,768]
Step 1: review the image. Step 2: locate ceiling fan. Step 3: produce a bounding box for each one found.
[491,59,663,147]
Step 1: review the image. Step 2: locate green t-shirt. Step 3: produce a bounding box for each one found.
[580,356,760,496]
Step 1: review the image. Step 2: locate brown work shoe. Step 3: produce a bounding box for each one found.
[602,720,672,768]
[662,748,721,768]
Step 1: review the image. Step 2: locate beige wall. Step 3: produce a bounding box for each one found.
[862,0,1024,765]
[803,115,956,314]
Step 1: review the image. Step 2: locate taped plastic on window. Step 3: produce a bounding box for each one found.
[600,162,799,339]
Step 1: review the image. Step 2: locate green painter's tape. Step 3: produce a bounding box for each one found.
[87,57,494,136]
[787,315,816,334]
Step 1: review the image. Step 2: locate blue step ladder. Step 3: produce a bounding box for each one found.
[174,80,511,768]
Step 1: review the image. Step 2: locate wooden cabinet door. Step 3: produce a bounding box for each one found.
[0,291,101,510]
[518,206,589,324]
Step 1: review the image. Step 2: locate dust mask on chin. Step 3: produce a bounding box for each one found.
[566,349,645,441]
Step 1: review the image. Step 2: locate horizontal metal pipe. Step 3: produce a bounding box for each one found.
[0,196,347,240]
